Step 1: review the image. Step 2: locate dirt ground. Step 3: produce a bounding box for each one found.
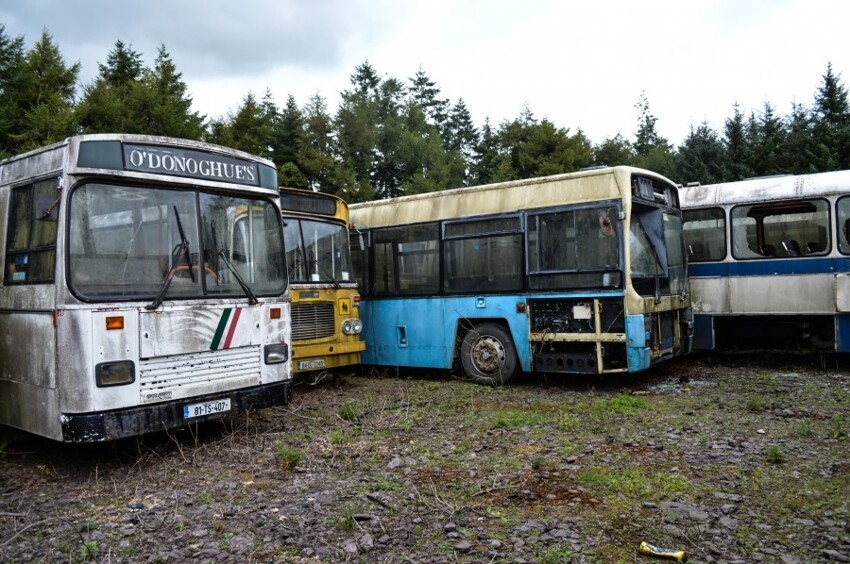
[1,353,849,563]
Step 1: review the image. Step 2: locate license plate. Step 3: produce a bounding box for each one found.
[298,359,326,370]
[184,398,231,419]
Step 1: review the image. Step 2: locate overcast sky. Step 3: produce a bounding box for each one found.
[2,0,848,145]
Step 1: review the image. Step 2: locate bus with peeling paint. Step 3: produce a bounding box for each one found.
[680,170,850,352]
[349,166,692,385]
[0,134,292,442]
[280,188,364,375]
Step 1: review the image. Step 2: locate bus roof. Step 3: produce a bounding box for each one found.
[349,165,674,229]
[679,169,850,208]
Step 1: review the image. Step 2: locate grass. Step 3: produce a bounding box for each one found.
[576,466,689,501]
[3,359,849,563]
[490,408,551,428]
[590,394,648,417]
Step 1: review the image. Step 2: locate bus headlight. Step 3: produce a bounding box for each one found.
[95,361,135,387]
[264,343,289,364]
[352,319,363,334]
[342,319,353,335]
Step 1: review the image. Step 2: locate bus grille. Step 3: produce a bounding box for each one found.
[291,302,336,341]
[139,346,262,395]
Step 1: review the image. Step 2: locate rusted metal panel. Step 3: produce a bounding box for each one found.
[350,166,649,229]
[0,311,55,387]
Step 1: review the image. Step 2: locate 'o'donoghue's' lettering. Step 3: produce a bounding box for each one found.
[126,148,257,183]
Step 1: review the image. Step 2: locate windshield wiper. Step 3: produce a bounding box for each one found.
[145,207,193,310]
[218,250,258,305]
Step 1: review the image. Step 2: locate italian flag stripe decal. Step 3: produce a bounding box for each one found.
[210,307,242,350]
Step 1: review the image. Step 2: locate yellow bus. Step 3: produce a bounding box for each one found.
[280,188,365,374]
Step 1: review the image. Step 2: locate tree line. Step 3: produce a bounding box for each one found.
[1,26,849,202]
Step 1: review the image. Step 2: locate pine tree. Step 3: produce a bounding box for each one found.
[14,29,80,151]
[782,102,818,174]
[142,45,205,139]
[408,67,449,132]
[271,93,307,187]
[752,101,785,175]
[0,24,27,156]
[632,91,674,177]
[674,122,727,184]
[593,134,634,167]
[207,91,275,157]
[812,62,850,170]
[335,61,380,199]
[299,92,348,195]
[76,40,143,134]
[471,118,499,186]
[723,103,755,180]
[444,98,479,185]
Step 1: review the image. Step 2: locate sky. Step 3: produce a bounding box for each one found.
[2,0,849,146]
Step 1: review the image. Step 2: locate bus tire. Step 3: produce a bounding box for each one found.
[460,322,518,386]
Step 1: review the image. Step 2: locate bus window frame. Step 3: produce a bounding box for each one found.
[729,198,831,260]
[682,207,727,263]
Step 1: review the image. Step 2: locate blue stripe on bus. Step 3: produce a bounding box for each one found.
[688,257,850,278]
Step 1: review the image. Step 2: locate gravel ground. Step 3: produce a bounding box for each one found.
[1,353,849,563]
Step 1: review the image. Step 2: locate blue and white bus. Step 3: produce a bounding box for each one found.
[681,170,850,352]
[0,134,292,442]
[349,166,692,385]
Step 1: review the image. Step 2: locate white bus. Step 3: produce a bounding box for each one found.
[0,134,292,442]
[681,170,850,352]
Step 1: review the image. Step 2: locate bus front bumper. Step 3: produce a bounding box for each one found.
[60,380,293,443]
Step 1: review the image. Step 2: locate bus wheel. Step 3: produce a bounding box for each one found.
[460,323,518,385]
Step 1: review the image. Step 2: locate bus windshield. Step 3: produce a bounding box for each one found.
[69,182,285,300]
[284,218,353,283]
[630,207,688,297]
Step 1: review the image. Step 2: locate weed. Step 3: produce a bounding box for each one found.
[556,412,582,431]
[275,442,302,473]
[830,414,847,439]
[372,479,404,491]
[329,428,353,445]
[797,418,814,437]
[78,540,99,561]
[77,519,97,533]
[331,504,357,532]
[338,399,364,421]
[540,544,575,563]
[765,444,786,464]
[746,397,763,412]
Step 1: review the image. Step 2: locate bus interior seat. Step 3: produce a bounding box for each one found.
[760,244,776,257]
[806,241,822,254]
[782,239,801,256]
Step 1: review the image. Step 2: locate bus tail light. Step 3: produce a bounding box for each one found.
[95,361,135,387]
[106,316,124,330]
[265,343,289,364]
[270,307,281,320]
